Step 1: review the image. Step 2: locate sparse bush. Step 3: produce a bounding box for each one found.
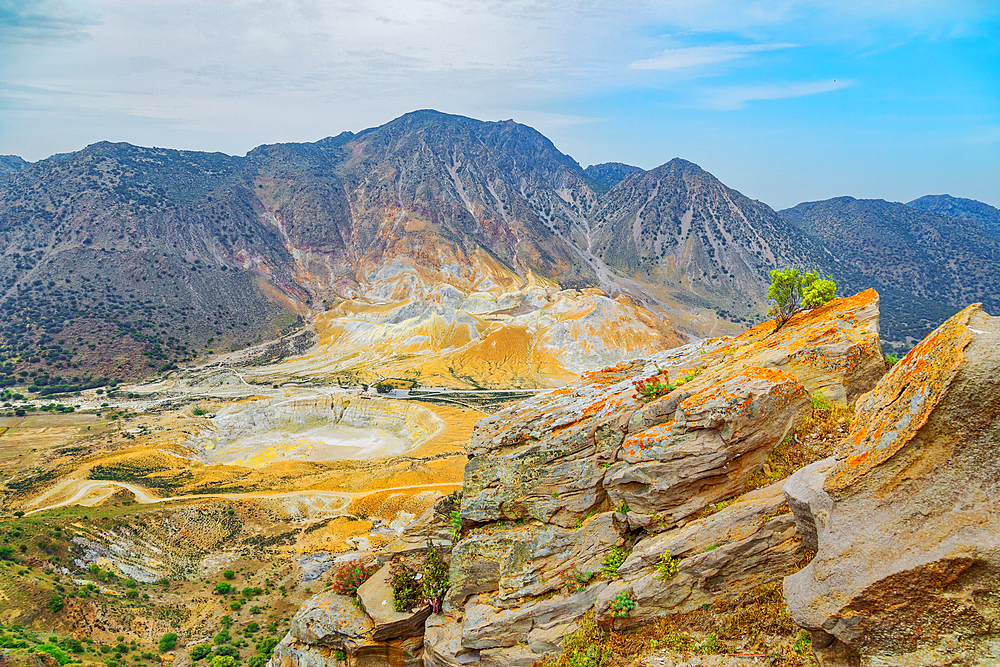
[422,543,450,614]
[600,546,628,578]
[209,656,238,667]
[214,582,232,595]
[767,268,836,333]
[48,595,65,613]
[390,562,421,612]
[810,390,831,411]
[223,570,235,579]
[331,560,373,597]
[654,551,679,580]
[885,353,899,367]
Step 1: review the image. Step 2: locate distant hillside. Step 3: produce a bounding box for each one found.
[4,110,992,384]
[0,155,29,176]
[584,162,644,195]
[588,158,859,326]
[906,194,1000,237]
[781,197,1000,349]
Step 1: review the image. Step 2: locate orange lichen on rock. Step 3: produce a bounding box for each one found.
[824,304,977,494]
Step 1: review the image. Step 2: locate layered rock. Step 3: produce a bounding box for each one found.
[783,303,1000,666]
[268,290,886,667]
[430,289,885,664]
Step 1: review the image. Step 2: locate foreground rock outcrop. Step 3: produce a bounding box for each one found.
[431,289,884,664]
[270,289,887,667]
[784,303,1000,666]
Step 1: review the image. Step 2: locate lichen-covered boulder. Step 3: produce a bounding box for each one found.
[784,303,1000,667]
[357,565,432,642]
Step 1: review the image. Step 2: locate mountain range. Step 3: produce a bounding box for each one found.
[1,109,997,385]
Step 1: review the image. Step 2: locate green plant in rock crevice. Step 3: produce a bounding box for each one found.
[654,551,679,580]
[609,589,635,618]
[601,546,628,578]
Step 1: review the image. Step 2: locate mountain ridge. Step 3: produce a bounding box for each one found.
[2,110,996,384]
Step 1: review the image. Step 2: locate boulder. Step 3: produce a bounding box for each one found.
[596,479,805,629]
[605,367,811,530]
[357,565,432,642]
[289,591,374,648]
[784,304,1000,666]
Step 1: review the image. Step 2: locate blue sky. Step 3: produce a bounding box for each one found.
[1,0,997,209]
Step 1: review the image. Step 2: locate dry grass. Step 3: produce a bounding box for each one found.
[745,401,852,492]
[537,583,815,667]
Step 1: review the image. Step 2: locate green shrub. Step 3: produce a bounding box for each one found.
[654,551,679,580]
[608,590,635,618]
[209,656,238,667]
[767,268,836,333]
[248,657,266,667]
[158,634,177,653]
[390,563,421,612]
[214,582,232,595]
[189,645,211,661]
[213,631,231,646]
[422,543,450,614]
[37,645,70,665]
[600,546,628,578]
[48,596,65,613]
[810,390,831,411]
[213,645,238,658]
[223,570,235,580]
[885,353,899,367]
[449,509,462,541]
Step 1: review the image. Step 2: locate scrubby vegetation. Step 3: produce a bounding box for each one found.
[540,583,815,667]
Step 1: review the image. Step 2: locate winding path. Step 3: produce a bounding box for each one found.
[25,479,462,517]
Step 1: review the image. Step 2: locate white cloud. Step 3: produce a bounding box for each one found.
[629,43,799,70]
[701,79,853,110]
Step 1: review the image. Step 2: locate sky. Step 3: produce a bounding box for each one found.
[1,0,997,209]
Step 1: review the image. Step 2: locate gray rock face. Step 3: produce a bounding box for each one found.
[783,304,1000,667]
[596,479,804,629]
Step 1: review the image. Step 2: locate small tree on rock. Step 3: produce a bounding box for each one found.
[767,268,836,333]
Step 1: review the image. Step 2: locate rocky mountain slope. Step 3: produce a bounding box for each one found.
[0,156,28,177]
[2,111,996,386]
[781,196,1000,350]
[588,159,851,327]
[906,193,1000,237]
